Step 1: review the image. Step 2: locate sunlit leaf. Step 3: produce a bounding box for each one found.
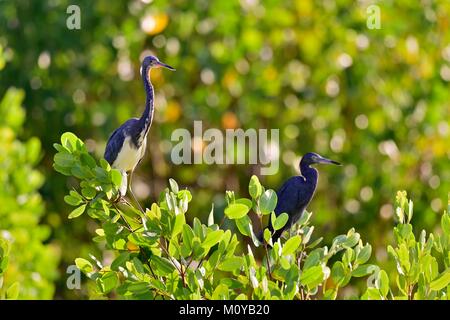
[224,203,249,219]
[68,204,86,219]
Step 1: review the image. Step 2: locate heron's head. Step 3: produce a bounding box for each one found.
[141,55,175,74]
[301,152,341,166]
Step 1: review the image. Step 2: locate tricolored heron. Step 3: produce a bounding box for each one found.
[261,152,341,242]
[104,55,175,210]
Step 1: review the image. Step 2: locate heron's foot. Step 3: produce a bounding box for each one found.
[110,191,125,203]
[117,196,127,204]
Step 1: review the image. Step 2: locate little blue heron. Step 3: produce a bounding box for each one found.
[104,55,175,210]
[261,152,341,242]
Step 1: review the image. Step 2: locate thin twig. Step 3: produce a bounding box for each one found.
[112,203,133,232]
[259,216,272,279]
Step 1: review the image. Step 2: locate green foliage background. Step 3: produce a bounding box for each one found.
[0,0,449,299]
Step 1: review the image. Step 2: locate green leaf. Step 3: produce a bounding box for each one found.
[263,228,272,243]
[282,235,301,255]
[169,178,179,193]
[430,269,450,291]
[97,271,118,293]
[303,250,320,269]
[128,232,158,248]
[53,163,73,176]
[54,152,76,167]
[94,167,109,182]
[110,169,122,187]
[441,213,450,237]
[224,203,250,219]
[6,282,20,299]
[81,186,96,199]
[356,244,372,265]
[249,175,262,199]
[182,224,195,250]
[177,189,192,202]
[407,199,413,223]
[235,198,252,208]
[192,218,203,238]
[273,213,289,231]
[100,158,111,171]
[306,237,322,249]
[169,238,180,258]
[331,262,346,286]
[68,204,86,219]
[396,224,413,242]
[53,143,67,153]
[248,226,262,247]
[323,288,337,300]
[378,270,390,297]
[151,256,176,276]
[235,215,252,236]
[235,293,247,300]
[259,189,277,215]
[280,256,291,270]
[300,265,323,288]
[212,284,229,300]
[75,258,93,274]
[218,257,243,272]
[61,132,80,151]
[363,287,382,300]
[397,243,411,272]
[64,195,82,206]
[342,248,355,266]
[202,230,224,249]
[343,232,360,248]
[111,253,130,271]
[208,204,215,226]
[0,238,11,257]
[172,212,186,237]
[352,264,378,277]
[180,241,191,258]
[101,200,110,217]
[80,152,96,168]
[113,238,127,250]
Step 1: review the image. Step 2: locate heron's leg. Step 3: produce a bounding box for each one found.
[119,170,128,198]
[128,169,144,213]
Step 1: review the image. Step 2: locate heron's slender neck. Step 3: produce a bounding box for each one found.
[139,67,154,134]
[300,161,318,191]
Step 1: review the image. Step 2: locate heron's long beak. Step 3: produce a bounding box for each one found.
[317,156,342,166]
[156,61,175,71]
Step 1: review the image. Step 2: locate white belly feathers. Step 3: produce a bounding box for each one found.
[112,136,147,172]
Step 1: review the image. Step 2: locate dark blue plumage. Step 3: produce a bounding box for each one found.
[103,55,175,207]
[264,152,341,242]
[104,119,132,165]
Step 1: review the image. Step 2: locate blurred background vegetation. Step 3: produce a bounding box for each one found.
[0,0,448,299]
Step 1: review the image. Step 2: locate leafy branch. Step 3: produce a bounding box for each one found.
[54,132,450,300]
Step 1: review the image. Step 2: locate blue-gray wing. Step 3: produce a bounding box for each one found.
[104,127,125,165]
[267,176,305,241]
[274,176,304,216]
[104,119,139,165]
